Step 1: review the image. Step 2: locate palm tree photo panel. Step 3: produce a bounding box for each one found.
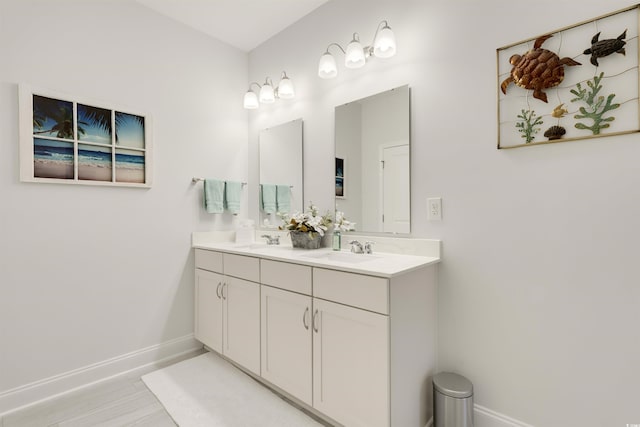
[19,84,152,187]
[497,4,639,149]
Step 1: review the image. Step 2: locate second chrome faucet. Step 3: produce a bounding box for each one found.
[349,240,375,254]
[261,235,280,245]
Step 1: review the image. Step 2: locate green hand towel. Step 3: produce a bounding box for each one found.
[261,184,276,214]
[276,185,291,214]
[225,181,243,214]
[204,179,224,214]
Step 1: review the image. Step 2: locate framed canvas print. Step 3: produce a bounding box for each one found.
[19,84,153,187]
[497,4,639,148]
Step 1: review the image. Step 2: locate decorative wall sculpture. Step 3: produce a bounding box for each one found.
[497,4,639,149]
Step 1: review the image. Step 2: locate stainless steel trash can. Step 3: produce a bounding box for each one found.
[433,372,474,427]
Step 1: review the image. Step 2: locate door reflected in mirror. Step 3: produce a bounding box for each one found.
[259,119,303,228]
[335,85,410,234]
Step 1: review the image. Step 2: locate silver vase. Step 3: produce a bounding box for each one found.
[290,230,322,249]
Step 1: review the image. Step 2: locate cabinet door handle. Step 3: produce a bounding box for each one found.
[303,307,310,330]
[221,283,227,300]
[216,282,222,299]
[312,309,319,333]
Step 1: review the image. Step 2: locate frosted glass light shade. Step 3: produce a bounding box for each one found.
[278,76,295,99]
[345,39,366,69]
[243,91,258,109]
[260,83,275,103]
[318,52,338,79]
[373,25,396,58]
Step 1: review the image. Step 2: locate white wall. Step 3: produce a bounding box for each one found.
[248,0,640,425]
[0,0,248,411]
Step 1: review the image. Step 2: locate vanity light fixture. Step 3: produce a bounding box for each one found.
[318,20,397,79]
[243,71,295,109]
[345,34,366,68]
[318,45,341,78]
[259,78,275,104]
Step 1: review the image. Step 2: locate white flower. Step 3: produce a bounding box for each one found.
[279,202,332,236]
[334,210,355,232]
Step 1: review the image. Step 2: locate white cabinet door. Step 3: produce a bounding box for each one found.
[195,269,223,353]
[223,276,261,375]
[313,298,390,427]
[261,286,312,405]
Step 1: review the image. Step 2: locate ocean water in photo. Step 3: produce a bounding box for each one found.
[78,144,112,181]
[116,151,145,168]
[33,138,74,179]
[79,146,111,167]
[34,139,74,163]
[115,148,145,183]
[32,138,144,182]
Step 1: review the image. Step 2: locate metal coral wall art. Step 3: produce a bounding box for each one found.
[497,4,639,149]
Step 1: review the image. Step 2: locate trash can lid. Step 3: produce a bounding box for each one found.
[433,372,473,398]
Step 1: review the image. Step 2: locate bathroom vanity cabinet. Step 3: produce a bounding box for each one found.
[260,260,313,405]
[193,243,439,427]
[311,268,390,427]
[194,250,261,375]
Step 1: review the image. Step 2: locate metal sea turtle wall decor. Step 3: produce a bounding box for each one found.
[584,30,627,66]
[497,4,640,149]
[501,34,582,104]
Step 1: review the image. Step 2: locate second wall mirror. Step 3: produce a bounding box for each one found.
[335,85,410,234]
[259,119,303,227]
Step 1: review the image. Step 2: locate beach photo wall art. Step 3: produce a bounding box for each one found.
[19,85,152,187]
[497,4,639,149]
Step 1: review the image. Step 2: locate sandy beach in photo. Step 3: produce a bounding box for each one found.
[116,166,145,183]
[78,163,112,181]
[34,159,74,179]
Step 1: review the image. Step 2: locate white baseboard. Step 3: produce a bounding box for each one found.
[475,404,535,427]
[0,334,201,416]
[1,337,535,427]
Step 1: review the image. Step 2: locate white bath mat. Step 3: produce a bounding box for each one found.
[141,352,324,427]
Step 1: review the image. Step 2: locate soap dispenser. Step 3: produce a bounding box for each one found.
[332,230,341,251]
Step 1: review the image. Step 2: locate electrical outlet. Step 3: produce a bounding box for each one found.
[427,197,442,221]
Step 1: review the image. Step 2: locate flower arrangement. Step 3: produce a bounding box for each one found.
[279,203,333,237]
[279,204,354,249]
[334,210,355,232]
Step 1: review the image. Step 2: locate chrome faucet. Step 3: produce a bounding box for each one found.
[349,240,364,254]
[364,241,375,254]
[261,235,280,245]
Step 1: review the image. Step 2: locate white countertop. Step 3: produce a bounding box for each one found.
[192,240,440,278]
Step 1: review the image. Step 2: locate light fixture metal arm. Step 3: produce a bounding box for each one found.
[324,42,346,55]
[371,20,389,43]
[362,21,391,56]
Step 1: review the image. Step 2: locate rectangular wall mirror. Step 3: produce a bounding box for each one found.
[335,85,410,234]
[259,119,303,227]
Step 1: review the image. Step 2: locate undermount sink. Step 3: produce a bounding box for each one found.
[232,243,268,249]
[300,251,380,264]
[234,243,293,251]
